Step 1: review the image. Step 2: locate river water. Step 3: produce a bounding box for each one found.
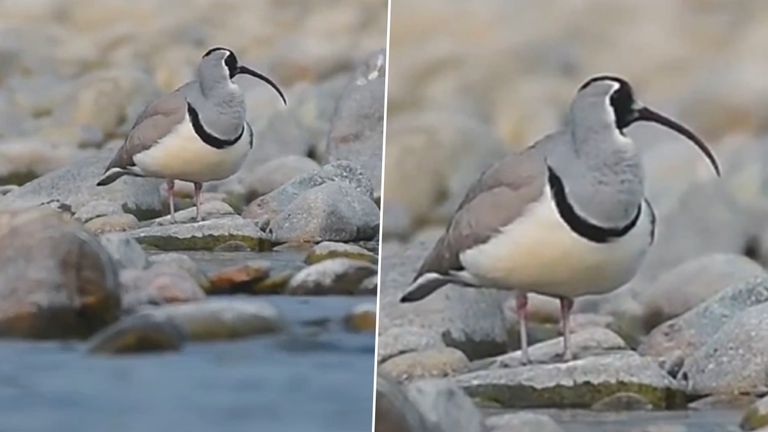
[0,296,375,432]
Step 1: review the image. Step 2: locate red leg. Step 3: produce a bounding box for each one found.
[516,292,530,364]
[194,182,203,222]
[560,297,574,361]
[166,179,176,223]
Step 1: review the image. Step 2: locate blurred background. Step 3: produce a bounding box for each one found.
[0,1,386,432]
[379,1,768,430]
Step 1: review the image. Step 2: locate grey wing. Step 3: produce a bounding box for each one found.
[104,90,187,171]
[415,146,547,278]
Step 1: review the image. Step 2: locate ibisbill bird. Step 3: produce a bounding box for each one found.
[96,47,286,222]
[400,75,720,363]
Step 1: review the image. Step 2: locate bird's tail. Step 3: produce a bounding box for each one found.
[400,272,453,303]
[96,168,127,186]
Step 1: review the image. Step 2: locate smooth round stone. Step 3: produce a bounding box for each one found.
[380,348,469,382]
[207,260,271,294]
[138,299,283,341]
[305,241,378,265]
[84,213,139,234]
[344,302,376,332]
[286,258,377,295]
[87,314,185,355]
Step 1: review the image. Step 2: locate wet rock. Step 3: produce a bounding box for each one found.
[99,233,147,270]
[244,155,320,199]
[306,241,378,264]
[471,327,628,370]
[485,412,563,432]
[323,50,386,194]
[741,395,768,431]
[359,274,378,295]
[381,348,469,382]
[375,374,435,432]
[377,326,445,363]
[119,264,206,313]
[137,298,282,341]
[679,302,768,395]
[128,216,271,251]
[591,392,653,411]
[207,260,271,294]
[344,302,376,332]
[405,378,484,432]
[286,258,376,295]
[0,152,164,219]
[689,394,757,411]
[639,254,766,332]
[379,238,508,360]
[640,276,768,360]
[252,270,295,295]
[0,207,120,338]
[147,252,210,292]
[86,314,185,355]
[242,161,374,224]
[269,181,380,243]
[148,200,235,226]
[74,200,124,223]
[454,352,685,409]
[213,241,251,252]
[84,213,139,234]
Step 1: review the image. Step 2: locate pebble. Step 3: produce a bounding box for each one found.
[380,348,469,382]
[286,258,377,295]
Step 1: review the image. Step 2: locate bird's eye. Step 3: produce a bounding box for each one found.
[224,53,238,78]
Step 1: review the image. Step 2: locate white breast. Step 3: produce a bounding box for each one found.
[459,188,653,298]
[133,114,251,183]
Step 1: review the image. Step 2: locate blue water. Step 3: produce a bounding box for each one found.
[0,296,375,432]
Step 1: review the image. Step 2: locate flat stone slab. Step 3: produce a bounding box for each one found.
[454,352,685,409]
[127,216,271,251]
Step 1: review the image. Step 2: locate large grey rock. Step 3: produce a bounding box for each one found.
[405,379,485,432]
[136,298,282,341]
[379,238,509,360]
[639,254,766,331]
[454,352,685,409]
[0,152,164,219]
[127,216,271,251]
[0,207,120,338]
[679,302,768,395]
[242,161,374,225]
[269,181,380,243]
[640,276,768,360]
[471,327,628,370]
[323,50,385,195]
[380,348,470,382]
[99,233,147,270]
[285,257,377,295]
[485,412,563,432]
[244,155,321,199]
[377,326,445,363]
[375,374,436,432]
